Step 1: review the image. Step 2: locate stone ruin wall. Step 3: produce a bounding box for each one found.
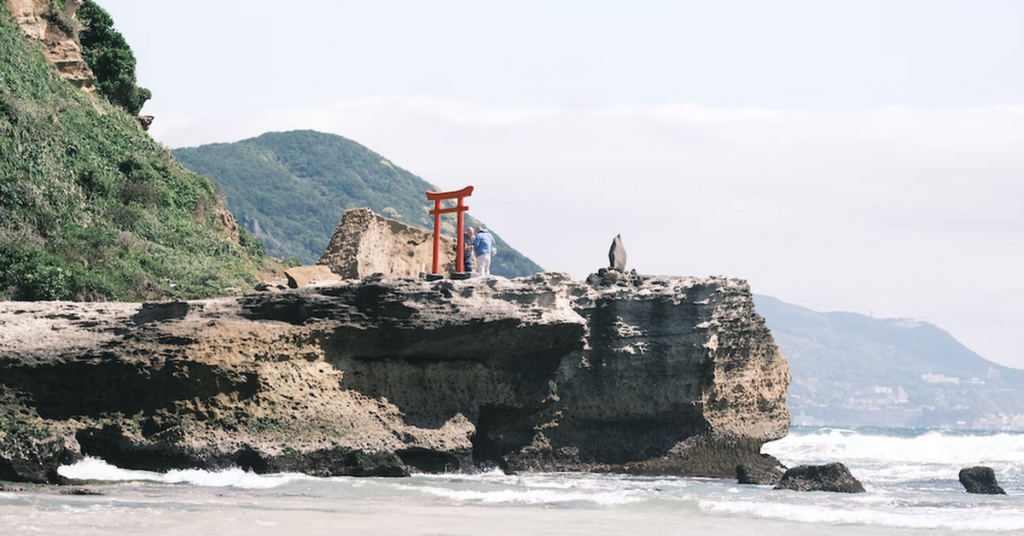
[318,208,460,279]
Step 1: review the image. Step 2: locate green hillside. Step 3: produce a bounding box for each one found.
[173,130,543,278]
[756,295,1024,429]
[0,1,265,301]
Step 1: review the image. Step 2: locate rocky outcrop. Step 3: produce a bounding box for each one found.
[137,115,154,131]
[737,462,785,485]
[319,208,457,279]
[5,0,96,91]
[775,463,866,493]
[0,272,789,482]
[284,265,341,289]
[959,466,1006,495]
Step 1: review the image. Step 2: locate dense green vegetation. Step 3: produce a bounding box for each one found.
[76,0,151,115]
[0,4,265,301]
[74,0,149,115]
[174,130,543,278]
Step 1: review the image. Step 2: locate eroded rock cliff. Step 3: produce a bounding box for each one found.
[0,272,789,483]
[5,0,95,90]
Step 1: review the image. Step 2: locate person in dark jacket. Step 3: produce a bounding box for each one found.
[461,227,474,273]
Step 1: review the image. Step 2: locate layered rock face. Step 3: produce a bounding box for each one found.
[319,208,458,278]
[0,272,789,482]
[5,0,96,90]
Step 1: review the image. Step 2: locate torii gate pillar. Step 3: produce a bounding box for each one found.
[426,186,474,277]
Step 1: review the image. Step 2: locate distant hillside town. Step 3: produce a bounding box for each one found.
[757,296,1024,431]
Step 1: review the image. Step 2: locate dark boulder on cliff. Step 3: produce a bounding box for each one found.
[959,466,1006,495]
[608,235,627,271]
[774,462,865,493]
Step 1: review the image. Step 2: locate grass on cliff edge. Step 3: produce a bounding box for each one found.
[0,3,266,301]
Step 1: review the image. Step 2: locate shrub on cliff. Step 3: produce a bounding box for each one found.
[0,6,265,301]
[76,0,151,115]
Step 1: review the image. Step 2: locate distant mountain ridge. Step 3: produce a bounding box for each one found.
[756,295,1024,430]
[173,130,543,278]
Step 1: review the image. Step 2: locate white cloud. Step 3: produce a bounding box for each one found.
[152,99,1024,368]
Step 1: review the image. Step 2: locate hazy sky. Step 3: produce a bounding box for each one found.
[96,1,1023,368]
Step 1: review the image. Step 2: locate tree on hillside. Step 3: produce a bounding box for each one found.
[76,0,151,115]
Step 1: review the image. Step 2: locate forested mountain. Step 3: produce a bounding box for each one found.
[0,1,265,301]
[173,130,542,277]
[756,295,1024,430]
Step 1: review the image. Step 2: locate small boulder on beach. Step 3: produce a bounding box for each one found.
[959,466,1006,495]
[774,462,866,493]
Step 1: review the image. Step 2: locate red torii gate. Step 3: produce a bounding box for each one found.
[426,186,474,276]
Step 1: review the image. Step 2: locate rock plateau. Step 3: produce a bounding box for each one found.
[0,272,790,483]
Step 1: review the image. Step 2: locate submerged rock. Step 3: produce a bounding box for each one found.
[59,487,104,496]
[774,463,865,493]
[0,272,790,482]
[959,466,1006,495]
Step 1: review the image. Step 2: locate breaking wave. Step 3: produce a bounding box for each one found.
[45,428,1024,533]
[57,457,313,489]
[763,428,1024,483]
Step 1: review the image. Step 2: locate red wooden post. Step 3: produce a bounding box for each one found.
[456,197,466,272]
[432,198,442,274]
[426,186,474,276]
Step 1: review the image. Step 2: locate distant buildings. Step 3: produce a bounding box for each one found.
[921,373,959,384]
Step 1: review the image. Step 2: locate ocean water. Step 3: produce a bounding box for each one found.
[2,427,1023,535]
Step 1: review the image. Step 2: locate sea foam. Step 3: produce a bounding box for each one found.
[699,499,1024,531]
[57,457,312,489]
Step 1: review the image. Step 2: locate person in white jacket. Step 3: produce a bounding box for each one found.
[473,227,495,277]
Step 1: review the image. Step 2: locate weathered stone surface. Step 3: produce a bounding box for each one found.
[608,235,627,271]
[959,466,1006,495]
[284,265,341,289]
[0,271,790,482]
[319,208,456,279]
[137,115,155,131]
[737,461,785,485]
[775,462,866,493]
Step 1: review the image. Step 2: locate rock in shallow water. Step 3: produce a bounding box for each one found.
[737,462,785,486]
[774,462,865,493]
[959,466,1006,495]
